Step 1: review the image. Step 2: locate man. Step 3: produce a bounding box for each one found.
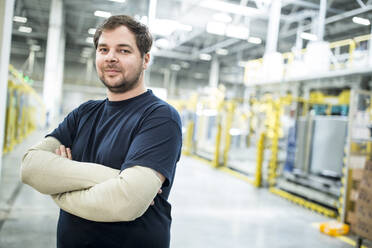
[21,15,182,248]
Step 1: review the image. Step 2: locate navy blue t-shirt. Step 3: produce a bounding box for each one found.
[48,90,182,248]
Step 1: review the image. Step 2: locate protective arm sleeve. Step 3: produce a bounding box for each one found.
[20,136,120,194]
[52,166,162,222]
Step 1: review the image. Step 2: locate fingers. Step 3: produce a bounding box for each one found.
[66,147,72,160]
[55,148,61,156]
[60,145,67,158]
[55,145,72,160]
[151,189,163,206]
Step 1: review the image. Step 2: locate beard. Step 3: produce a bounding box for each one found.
[99,65,143,94]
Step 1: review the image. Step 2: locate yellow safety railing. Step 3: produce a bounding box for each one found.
[244,33,371,85]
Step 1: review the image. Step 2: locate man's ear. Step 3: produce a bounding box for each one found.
[143,53,150,70]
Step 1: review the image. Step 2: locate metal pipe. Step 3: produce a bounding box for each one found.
[317,0,327,41]
[265,0,282,54]
[209,56,220,88]
[0,0,15,180]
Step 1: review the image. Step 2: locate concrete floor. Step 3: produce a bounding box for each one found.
[0,129,363,248]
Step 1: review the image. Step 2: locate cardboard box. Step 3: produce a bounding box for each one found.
[353,160,372,240]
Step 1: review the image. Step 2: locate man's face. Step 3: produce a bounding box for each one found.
[95,26,149,93]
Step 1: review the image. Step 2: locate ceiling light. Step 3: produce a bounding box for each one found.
[170,64,181,71]
[155,38,170,49]
[200,0,264,17]
[18,26,32,33]
[86,37,94,44]
[109,0,126,2]
[88,28,96,35]
[13,16,27,23]
[199,53,212,61]
[248,37,262,44]
[226,25,249,40]
[151,19,192,36]
[206,21,226,36]
[94,11,111,18]
[300,32,317,41]
[213,13,232,23]
[216,48,229,55]
[352,16,370,26]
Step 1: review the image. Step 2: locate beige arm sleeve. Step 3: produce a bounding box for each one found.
[21,137,120,194]
[52,166,162,222]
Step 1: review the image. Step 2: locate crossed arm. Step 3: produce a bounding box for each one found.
[21,136,165,222]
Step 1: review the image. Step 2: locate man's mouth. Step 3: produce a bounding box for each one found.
[104,69,121,76]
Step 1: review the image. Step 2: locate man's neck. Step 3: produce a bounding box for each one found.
[107,83,147,101]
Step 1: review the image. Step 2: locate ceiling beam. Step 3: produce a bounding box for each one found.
[222,5,372,62]
[283,0,342,14]
[152,49,196,61]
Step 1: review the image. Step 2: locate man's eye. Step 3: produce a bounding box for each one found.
[98,48,108,52]
[120,49,130,53]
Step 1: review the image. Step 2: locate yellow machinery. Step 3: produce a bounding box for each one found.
[3,65,45,154]
[193,87,225,167]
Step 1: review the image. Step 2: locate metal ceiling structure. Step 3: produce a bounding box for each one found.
[9,0,372,85]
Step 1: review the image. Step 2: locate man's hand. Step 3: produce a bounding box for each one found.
[55,145,72,160]
[54,145,162,205]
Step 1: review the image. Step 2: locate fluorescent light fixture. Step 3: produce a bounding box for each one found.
[88,28,96,35]
[155,38,170,49]
[170,64,181,71]
[352,16,370,26]
[199,53,212,61]
[109,0,126,2]
[18,26,32,33]
[226,25,249,39]
[13,16,27,23]
[216,48,229,55]
[94,10,111,18]
[300,32,317,41]
[86,37,94,44]
[213,13,232,23]
[151,19,192,36]
[200,0,264,17]
[248,37,262,44]
[206,21,226,35]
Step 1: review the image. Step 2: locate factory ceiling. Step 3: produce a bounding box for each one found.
[9,0,372,84]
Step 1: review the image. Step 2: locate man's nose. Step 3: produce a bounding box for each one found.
[105,51,118,62]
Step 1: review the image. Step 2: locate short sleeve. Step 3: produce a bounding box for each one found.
[46,108,79,147]
[121,117,182,187]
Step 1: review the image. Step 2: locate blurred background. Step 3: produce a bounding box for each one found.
[1,0,372,247]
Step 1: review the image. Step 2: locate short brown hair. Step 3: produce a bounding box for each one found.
[94,15,153,57]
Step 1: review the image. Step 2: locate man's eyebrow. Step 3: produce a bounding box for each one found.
[97,43,133,49]
[117,44,133,49]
